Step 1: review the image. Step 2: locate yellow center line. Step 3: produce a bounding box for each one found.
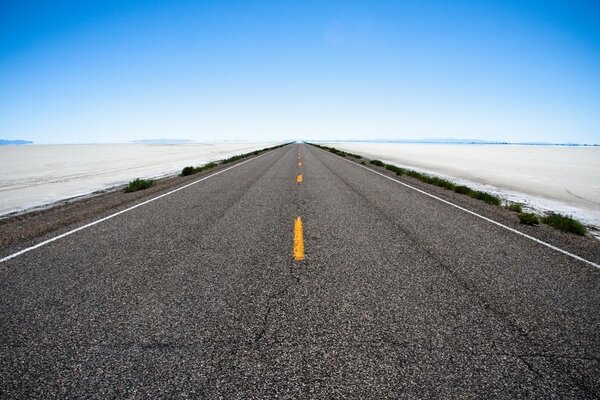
[296,174,303,183]
[293,217,304,261]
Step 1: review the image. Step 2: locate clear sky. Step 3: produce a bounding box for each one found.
[1,0,599,144]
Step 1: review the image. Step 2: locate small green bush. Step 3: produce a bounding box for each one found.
[370,159,385,167]
[385,164,403,175]
[541,213,587,235]
[125,178,154,193]
[221,154,244,164]
[405,170,422,179]
[428,177,455,190]
[180,162,219,176]
[469,191,502,205]
[518,213,539,225]
[181,166,196,176]
[454,185,472,195]
[507,203,523,212]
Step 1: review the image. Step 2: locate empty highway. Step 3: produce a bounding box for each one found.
[1,143,599,398]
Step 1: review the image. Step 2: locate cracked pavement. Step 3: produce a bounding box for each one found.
[1,143,599,398]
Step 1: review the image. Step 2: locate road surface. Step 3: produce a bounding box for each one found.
[1,143,599,398]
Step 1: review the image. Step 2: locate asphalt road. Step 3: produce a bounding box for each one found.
[1,143,599,398]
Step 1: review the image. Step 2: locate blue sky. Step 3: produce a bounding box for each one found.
[1,0,599,144]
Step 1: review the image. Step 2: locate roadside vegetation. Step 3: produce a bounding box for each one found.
[310,144,363,159]
[517,212,539,226]
[124,178,154,193]
[509,203,586,234]
[507,203,523,212]
[180,162,218,176]
[541,212,587,235]
[180,143,290,177]
[309,142,588,236]
[373,159,502,205]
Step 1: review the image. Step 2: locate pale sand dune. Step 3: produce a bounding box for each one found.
[324,142,600,230]
[0,143,280,215]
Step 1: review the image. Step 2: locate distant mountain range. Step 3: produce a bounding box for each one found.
[312,138,597,146]
[0,139,33,145]
[131,139,195,144]
[2,138,595,146]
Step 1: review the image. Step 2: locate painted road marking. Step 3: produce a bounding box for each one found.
[294,217,305,261]
[0,151,273,264]
[298,162,302,167]
[335,154,600,270]
[297,174,303,183]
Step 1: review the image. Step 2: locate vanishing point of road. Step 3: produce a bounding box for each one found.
[1,143,599,398]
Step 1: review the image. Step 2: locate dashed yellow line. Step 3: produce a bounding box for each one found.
[293,217,304,261]
[294,151,304,261]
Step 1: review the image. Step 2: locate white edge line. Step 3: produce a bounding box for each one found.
[0,152,271,264]
[334,153,600,270]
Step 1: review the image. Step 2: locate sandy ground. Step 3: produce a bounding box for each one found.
[323,142,600,231]
[0,142,280,215]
